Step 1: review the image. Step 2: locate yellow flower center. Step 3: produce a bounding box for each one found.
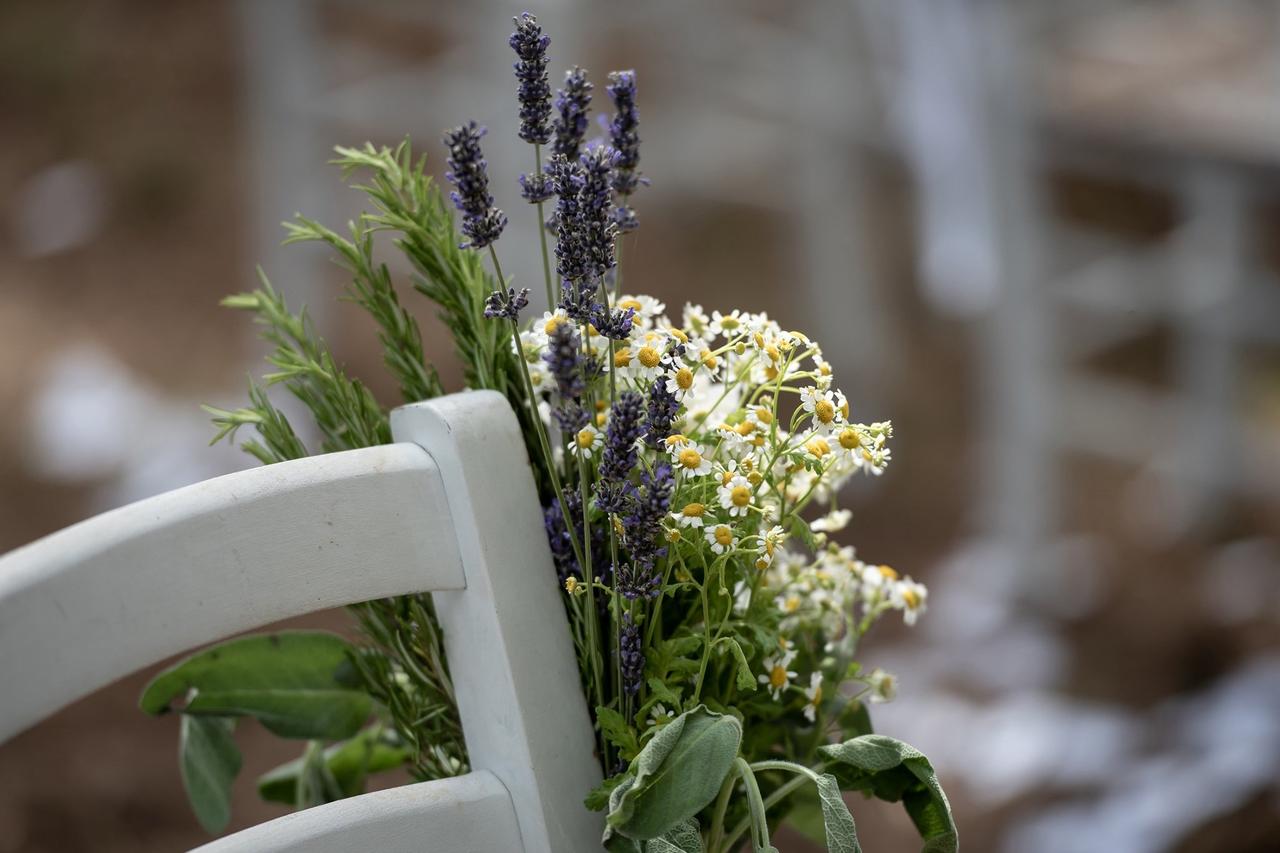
[839,428,862,450]
[638,346,662,368]
[769,665,788,689]
[814,399,836,424]
[678,448,703,470]
[901,588,920,609]
[754,407,773,425]
[675,367,694,390]
[700,349,719,369]
[878,565,899,581]
[576,429,596,449]
[596,412,608,427]
[669,328,688,342]
[618,298,643,312]
[614,347,633,368]
[714,526,734,547]
[544,316,563,334]
[720,316,740,331]
[730,485,752,507]
[764,365,779,381]
[721,470,734,485]
[810,684,823,705]
[665,434,688,447]
[735,421,755,437]
[564,577,579,594]
[861,449,874,463]
[681,503,705,518]
[747,471,764,487]
[765,344,780,363]
[840,400,850,420]
[666,528,681,543]
[806,438,831,458]
[819,363,832,376]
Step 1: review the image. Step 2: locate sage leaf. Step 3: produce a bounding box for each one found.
[725,638,756,693]
[815,772,859,853]
[180,715,241,834]
[257,725,411,805]
[646,818,705,852]
[586,772,631,812]
[140,631,372,740]
[819,735,957,853]
[605,705,742,841]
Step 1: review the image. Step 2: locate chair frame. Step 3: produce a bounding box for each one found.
[0,390,602,852]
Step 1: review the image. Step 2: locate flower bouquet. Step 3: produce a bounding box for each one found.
[140,14,955,852]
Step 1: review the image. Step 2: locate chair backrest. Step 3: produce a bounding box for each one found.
[0,390,602,853]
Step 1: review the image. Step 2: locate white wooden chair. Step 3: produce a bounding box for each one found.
[0,391,603,852]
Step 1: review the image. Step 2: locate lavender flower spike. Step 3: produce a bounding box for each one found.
[577,145,619,282]
[443,122,507,250]
[509,13,552,145]
[483,287,529,321]
[552,66,593,161]
[619,612,644,696]
[606,70,641,196]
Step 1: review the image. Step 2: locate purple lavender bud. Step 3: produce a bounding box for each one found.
[606,70,641,197]
[483,287,530,321]
[613,204,639,234]
[553,66,593,161]
[577,145,618,281]
[549,155,589,282]
[644,378,680,447]
[509,13,552,145]
[543,321,585,400]
[559,277,599,326]
[544,500,578,583]
[519,169,554,204]
[598,391,644,489]
[443,122,507,249]
[619,612,644,695]
[590,304,636,340]
[617,462,673,598]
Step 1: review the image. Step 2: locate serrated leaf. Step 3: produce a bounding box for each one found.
[604,705,742,842]
[179,715,241,834]
[597,706,641,759]
[646,677,681,707]
[257,726,411,805]
[140,631,372,740]
[586,772,631,812]
[725,639,757,693]
[789,517,818,551]
[818,735,957,853]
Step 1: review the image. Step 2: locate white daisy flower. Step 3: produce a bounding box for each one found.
[705,523,737,555]
[858,445,891,476]
[682,303,712,340]
[569,425,603,459]
[799,386,842,431]
[890,577,928,625]
[866,668,897,703]
[803,672,824,722]
[756,525,787,570]
[668,438,714,477]
[664,364,698,400]
[717,474,755,518]
[616,294,665,329]
[802,435,834,463]
[709,309,745,339]
[810,508,852,534]
[648,703,676,727]
[758,650,798,701]
[670,502,708,528]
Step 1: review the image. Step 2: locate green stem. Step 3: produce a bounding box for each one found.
[718,768,815,853]
[706,762,739,852]
[533,144,556,308]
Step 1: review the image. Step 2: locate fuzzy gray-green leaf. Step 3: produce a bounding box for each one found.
[605,705,742,841]
[815,772,860,853]
[819,735,957,853]
[180,715,241,834]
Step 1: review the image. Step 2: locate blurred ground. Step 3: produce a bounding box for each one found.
[2,2,1279,851]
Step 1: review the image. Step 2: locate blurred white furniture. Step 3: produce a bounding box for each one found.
[0,391,602,853]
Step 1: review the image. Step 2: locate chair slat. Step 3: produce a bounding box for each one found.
[0,443,464,743]
[193,771,521,853]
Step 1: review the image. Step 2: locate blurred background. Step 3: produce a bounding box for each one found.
[2,0,1280,850]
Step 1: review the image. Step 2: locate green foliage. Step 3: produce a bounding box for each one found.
[258,725,412,806]
[179,715,241,834]
[813,772,859,853]
[140,631,372,740]
[818,735,958,853]
[605,706,743,843]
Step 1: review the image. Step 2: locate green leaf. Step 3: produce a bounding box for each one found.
[646,677,681,708]
[257,726,411,805]
[605,705,742,842]
[815,772,859,853]
[141,631,372,740]
[179,715,241,834]
[789,517,818,551]
[645,818,705,852]
[818,735,957,853]
[586,772,631,812]
[597,706,641,760]
[725,639,757,693]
